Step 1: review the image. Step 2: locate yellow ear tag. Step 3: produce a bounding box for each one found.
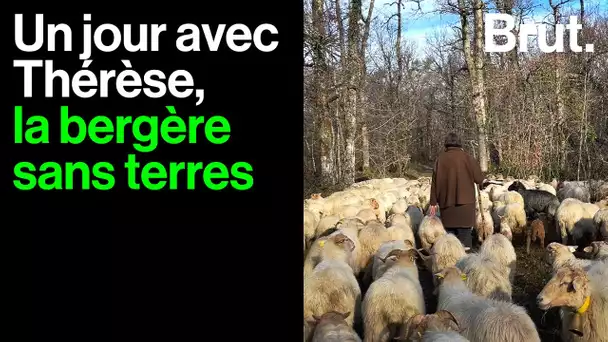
[318,240,326,247]
[461,274,467,281]
[435,273,444,279]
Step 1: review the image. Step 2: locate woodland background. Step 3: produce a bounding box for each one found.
[303,0,608,195]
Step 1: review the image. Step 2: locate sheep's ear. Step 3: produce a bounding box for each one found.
[567,245,578,253]
[334,234,355,251]
[435,272,444,279]
[571,274,587,292]
[406,248,418,261]
[341,311,351,319]
[583,245,593,253]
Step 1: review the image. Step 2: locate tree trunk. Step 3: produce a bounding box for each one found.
[312,0,335,185]
[396,0,403,89]
[343,0,363,185]
[360,0,375,172]
[473,0,489,172]
[458,0,489,172]
[335,0,346,68]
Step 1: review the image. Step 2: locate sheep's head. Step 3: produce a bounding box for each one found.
[329,233,355,252]
[380,248,418,265]
[311,311,350,324]
[507,181,525,192]
[310,193,323,200]
[388,213,408,226]
[584,241,608,259]
[317,228,339,239]
[434,266,466,286]
[398,310,461,341]
[537,265,590,313]
[336,217,365,231]
[545,242,577,266]
[499,222,513,241]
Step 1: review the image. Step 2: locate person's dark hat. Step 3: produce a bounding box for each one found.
[444,133,462,148]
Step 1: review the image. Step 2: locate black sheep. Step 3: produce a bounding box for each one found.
[508,181,561,219]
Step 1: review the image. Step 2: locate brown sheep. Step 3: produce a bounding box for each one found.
[526,218,546,254]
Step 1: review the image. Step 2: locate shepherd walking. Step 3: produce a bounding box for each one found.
[428,133,488,249]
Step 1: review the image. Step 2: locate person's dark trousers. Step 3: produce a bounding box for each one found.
[446,227,473,249]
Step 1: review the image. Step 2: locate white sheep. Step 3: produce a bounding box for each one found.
[368,240,414,281]
[309,311,362,342]
[362,198,387,224]
[594,208,608,241]
[474,210,494,244]
[427,233,466,287]
[357,209,379,224]
[498,191,524,207]
[537,260,608,342]
[358,221,393,275]
[499,221,513,241]
[306,219,364,277]
[537,183,557,196]
[387,213,410,228]
[555,198,600,245]
[386,224,416,248]
[304,230,356,278]
[455,253,512,302]
[418,189,431,209]
[304,234,362,341]
[305,193,325,220]
[316,215,341,238]
[489,185,507,202]
[494,202,527,235]
[305,209,319,250]
[391,198,408,215]
[475,191,492,212]
[362,248,425,342]
[435,266,541,342]
[417,215,447,252]
[479,233,517,283]
[545,242,600,273]
[336,205,363,219]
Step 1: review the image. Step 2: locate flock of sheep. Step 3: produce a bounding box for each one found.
[303,176,608,342]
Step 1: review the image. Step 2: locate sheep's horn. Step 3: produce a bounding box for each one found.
[415,248,431,261]
[583,245,595,253]
[381,249,405,263]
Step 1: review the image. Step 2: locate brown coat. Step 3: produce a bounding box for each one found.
[430,147,484,228]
